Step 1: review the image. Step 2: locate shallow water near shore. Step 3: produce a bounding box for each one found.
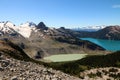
[43,54,87,62]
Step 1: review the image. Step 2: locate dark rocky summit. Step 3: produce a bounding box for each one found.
[37,22,48,30]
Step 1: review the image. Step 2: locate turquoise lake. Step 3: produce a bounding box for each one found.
[80,38,120,52]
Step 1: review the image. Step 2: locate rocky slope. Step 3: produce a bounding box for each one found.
[80,67,120,80]
[0,50,80,80]
[0,39,30,61]
[0,39,80,80]
[75,25,120,40]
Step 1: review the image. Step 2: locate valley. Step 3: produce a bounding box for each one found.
[0,21,106,59]
[0,21,120,80]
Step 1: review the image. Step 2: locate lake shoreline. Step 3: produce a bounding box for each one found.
[43,54,87,62]
[80,38,120,52]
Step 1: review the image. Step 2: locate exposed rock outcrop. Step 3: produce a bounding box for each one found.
[37,22,48,30]
[80,67,120,80]
[0,51,80,80]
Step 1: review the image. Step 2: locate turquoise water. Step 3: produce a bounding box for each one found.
[80,38,120,51]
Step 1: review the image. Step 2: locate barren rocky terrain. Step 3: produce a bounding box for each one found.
[1,52,120,80]
[80,67,120,80]
[0,52,80,80]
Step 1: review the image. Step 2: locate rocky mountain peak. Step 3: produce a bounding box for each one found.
[59,27,65,30]
[5,21,15,26]
[37,22,48,30]
[0,21,15,28]
[20,22,36,27]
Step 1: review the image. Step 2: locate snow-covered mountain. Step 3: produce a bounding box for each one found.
[73,26,106,32]
[0,21,17,35]
[0,21,37,38]
[20,21,36,27]
[81,26,106,30]
[18,22,37,38]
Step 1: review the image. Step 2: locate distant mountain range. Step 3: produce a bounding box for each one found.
[74,25,120,40]
[0,21,105,60]
[72,25,106,32]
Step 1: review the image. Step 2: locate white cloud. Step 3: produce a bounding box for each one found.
[112,5,120,8]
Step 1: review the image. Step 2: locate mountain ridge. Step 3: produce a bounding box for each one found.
[73,25,106,32]
[0,21,106,60]
[75,25,120,40]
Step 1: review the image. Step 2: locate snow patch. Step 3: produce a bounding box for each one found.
[17,26,32,38]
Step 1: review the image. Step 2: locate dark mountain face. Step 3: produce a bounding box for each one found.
[37,22,48,30]
[75,26,120,40]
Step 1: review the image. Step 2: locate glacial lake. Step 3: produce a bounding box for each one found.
[43,54,87,62]
[80,38,120,51]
